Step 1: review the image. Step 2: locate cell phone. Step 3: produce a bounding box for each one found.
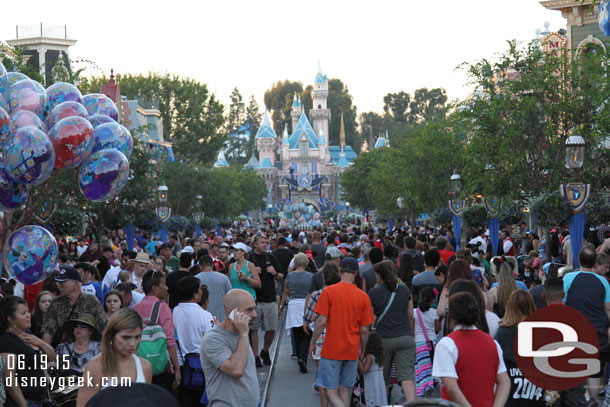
[229,309,238,321]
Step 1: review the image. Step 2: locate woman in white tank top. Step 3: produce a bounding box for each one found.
[77,309,153,407]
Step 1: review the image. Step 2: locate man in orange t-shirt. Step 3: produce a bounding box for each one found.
[309,256,374,407]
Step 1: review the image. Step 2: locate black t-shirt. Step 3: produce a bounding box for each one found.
[249,251,283,303]
[166,269,196,309]
[496,327,545,407]
[272,248,294,275]
[0,332,47,401]
[310,244,326,269]
[529,285,546,310]
[368,283,413,339]
[97,256,111,279]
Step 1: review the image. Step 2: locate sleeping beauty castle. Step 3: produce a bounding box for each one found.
[218,64,357,215]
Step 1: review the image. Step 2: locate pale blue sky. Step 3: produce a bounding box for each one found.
[1,0,566,114]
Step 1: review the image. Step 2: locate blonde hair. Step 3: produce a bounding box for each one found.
[101,308,143,377]
[496,262,518,316]
[499,290,535,327]
[293,253,309,269]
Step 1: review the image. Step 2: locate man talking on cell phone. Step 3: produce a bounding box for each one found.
[200,289,260,407]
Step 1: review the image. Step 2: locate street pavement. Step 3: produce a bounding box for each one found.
[267,327,319,407]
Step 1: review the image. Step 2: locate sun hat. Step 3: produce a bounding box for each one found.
[64,312,101,341]
[133,252,151,264]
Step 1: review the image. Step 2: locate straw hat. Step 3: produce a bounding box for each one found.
[133,252,151,264]
[64,313,101,342]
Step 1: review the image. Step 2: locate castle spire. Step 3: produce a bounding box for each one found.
[340,111,346,151]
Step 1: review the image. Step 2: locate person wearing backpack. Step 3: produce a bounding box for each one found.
[133,269,181,393]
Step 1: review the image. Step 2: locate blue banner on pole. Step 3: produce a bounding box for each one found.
[488,217,500,257]
[453,214,461,250]
[126,224,135,251]
[570,211,585,269]
[388,219,394,233]
[195,224,202,237]
[160,223,168,243]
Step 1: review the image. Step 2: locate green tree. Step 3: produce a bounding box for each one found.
[383,91,410,124]
[342,116,462,221]
[383,88,447,125]
[456,40,610,200]
[224,87,247,165]
[263,80,303,132]
[245,95,262,158]
[83,73,225,165]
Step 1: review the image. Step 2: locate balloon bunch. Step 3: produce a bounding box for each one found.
[0,62,134,285]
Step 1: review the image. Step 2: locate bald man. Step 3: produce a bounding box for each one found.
[200,289,259,407]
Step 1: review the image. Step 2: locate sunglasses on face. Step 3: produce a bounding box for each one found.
[74,323,90,329]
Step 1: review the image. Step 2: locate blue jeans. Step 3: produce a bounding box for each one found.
[316,357,358,389]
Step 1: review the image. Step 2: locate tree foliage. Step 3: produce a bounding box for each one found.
[462,205,488,228]
[159,163,266,219]
[82,73,225,165]
[245,95,262,158]
[457,40,610,201]
[383,88,447,125]
[530,191,572,227]
[224,87,248,165]
[341,116,463,220]
[263,80,303,133]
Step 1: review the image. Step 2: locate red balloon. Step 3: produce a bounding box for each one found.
[0,107,9,143]
[49,116,94,169]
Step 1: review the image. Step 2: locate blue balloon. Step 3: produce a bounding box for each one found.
[82,93,119,121]
[0,94,7,112]
[88,114,115,128]
[0,165,27,212]
[46,100,89,130]
[0,62,7,98]
[3,126,55,185]
[3,225,58,285]
[92,122,133,158]
[78,148,129,202]
[6,72,29,90]
[9,110,47,134]
[45,82,83,116]
[7,79,47,117]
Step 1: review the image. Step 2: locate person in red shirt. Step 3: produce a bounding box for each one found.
[432,291,510,407]
[436,236,455,266]
[310,257,374,407]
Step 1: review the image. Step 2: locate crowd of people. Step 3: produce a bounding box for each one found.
[0,222,608,407]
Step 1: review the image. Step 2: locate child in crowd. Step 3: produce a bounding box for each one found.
[118,270,135,289]
[358,331,387,407]
[413,287,441,397]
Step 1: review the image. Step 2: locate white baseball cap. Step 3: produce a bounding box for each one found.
[232,242,251,252]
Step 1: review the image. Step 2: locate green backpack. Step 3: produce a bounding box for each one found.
[138,301,169,375]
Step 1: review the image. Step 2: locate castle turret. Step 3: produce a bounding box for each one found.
[291,93,302,133]
[255,111,278,168]
[310,61,331,146]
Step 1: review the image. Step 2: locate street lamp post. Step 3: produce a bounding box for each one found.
[448,171,465,250]
[192,194,204,237]
[155,182,172,242]
[559,130,589,269]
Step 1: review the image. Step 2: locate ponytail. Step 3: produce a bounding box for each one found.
[373,260,398,292]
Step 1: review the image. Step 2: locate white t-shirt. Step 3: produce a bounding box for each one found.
[102,265,122,291]
[413,308,439,343]
[173,302,216,365]
[503,239,513,255]
[432,324,506,379]
[485,311,500,338]
[77,245,88,257]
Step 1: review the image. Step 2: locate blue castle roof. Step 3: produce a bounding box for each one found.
[242,155,259,170]
[329,146,356,165]
[315,61,328,84]
[255,112,277,139]
[375,137,389,148]
[259,157,274,168]
[214,151,229,167]
[289,112,319,150]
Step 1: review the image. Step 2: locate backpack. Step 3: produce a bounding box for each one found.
[138,301,169,375]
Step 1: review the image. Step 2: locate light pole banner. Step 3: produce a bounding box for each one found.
[569,211,585,269]
[488,217,500,257]
[453,214,462,251]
